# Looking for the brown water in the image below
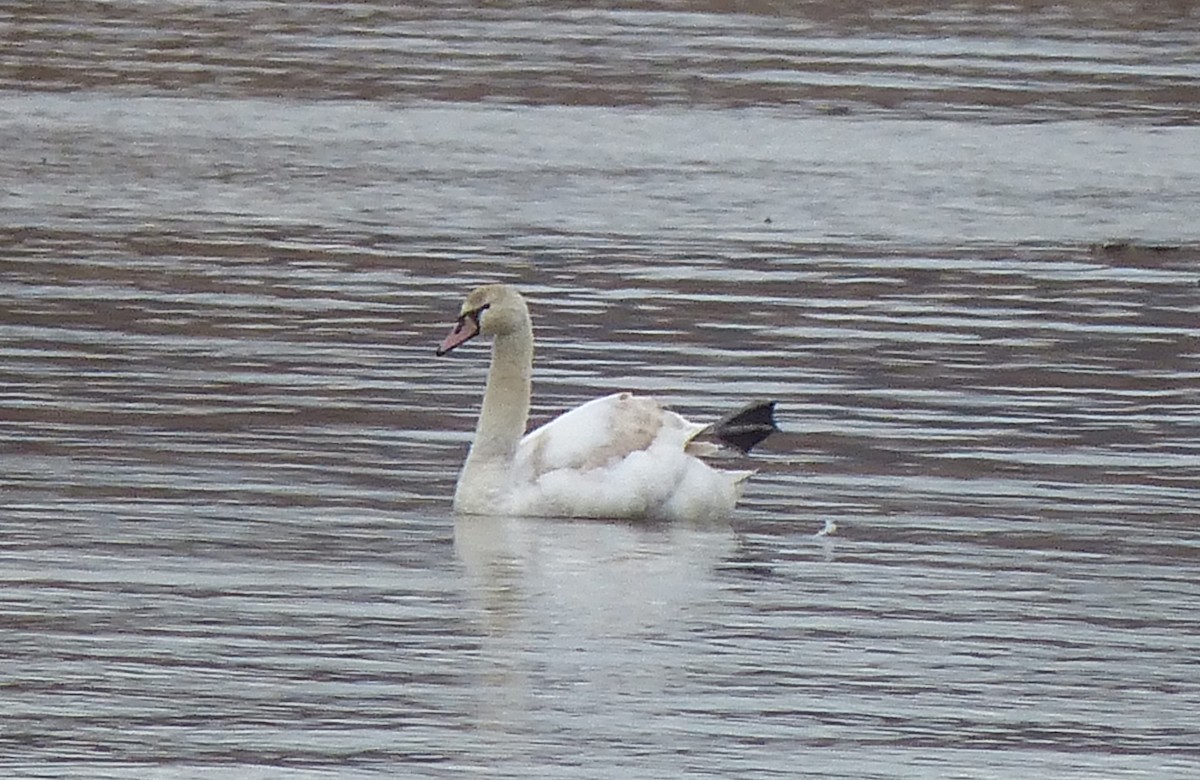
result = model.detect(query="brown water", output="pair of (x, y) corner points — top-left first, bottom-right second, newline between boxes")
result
(3, 2), (1200, 778)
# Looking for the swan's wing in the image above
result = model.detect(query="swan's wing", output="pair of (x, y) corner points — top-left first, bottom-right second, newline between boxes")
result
(515, 392), (702, 479)
(509, 392), (747, 521)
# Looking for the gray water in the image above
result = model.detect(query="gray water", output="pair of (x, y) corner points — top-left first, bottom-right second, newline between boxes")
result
(2, 2), (1199, 778)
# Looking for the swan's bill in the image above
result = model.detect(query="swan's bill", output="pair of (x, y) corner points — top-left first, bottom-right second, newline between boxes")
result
(437, 315), (481, 356)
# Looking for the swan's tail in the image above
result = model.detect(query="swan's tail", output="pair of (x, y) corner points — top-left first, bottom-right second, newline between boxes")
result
(707, 400), (778, 455)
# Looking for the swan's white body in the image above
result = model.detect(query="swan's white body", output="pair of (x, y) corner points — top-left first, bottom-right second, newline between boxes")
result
(463, 391), (752, 522)
(438, 284), (756, 523)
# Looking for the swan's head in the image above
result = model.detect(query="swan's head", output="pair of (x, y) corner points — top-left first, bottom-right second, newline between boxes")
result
(436, 284), (530, 356)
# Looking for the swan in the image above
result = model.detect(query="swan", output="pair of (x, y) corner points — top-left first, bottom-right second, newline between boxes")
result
(436, 284), (776, 522)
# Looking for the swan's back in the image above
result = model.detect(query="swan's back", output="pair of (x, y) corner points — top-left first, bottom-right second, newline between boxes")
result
(508, 392), (752, 522)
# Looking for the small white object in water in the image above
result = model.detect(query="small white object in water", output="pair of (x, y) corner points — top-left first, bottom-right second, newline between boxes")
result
(815, 519), (837, 537)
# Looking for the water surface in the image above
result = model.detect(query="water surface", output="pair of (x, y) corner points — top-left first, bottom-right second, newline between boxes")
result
(2, 1), (1199, 778)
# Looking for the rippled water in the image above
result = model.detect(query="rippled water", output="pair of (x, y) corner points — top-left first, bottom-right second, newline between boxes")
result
(2, 1), (1200, 778)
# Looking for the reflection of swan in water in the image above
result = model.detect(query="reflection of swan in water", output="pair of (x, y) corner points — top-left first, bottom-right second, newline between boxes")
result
(454, 513), (737, 638)
(454, 513), (739, 739)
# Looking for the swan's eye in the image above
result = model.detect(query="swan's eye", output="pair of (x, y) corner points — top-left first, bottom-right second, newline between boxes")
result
(466, 303), (490, 326)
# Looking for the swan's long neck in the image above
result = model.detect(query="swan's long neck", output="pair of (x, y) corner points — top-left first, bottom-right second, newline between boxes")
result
(473, 331), (532, 458)
(465, 323), (533, 467)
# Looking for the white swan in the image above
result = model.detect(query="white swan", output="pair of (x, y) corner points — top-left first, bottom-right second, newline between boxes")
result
(436, 284), (776, 522)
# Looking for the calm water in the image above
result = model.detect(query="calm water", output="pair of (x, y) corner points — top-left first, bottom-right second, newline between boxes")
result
(2, 1), (1199, 778)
